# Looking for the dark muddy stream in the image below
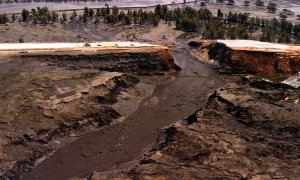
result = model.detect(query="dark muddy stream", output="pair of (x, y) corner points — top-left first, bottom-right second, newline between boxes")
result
(23, 48), (224, 179)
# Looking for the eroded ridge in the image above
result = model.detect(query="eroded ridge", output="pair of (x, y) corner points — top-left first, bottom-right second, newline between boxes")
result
(189, 40), (300, 75)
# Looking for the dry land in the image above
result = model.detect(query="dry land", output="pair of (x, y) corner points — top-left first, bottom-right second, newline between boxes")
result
(0, 2), (299, 180)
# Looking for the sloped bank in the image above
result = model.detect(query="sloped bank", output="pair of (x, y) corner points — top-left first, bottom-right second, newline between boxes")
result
(0, 71), (137, 180)
(189, 40), (300, 76)
(21, 50), (224, 180)
(0, 42), (180, 74)
(88, 40), (300, 179)
(92, 75), (300, 179)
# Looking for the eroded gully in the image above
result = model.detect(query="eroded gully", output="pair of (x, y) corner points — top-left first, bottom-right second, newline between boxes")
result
(23, 48), (224, 179)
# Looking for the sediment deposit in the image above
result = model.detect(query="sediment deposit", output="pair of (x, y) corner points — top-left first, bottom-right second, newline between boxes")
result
(92, 75), (300, 179)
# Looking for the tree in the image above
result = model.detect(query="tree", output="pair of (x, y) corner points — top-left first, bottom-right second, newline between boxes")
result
(29, 7), (52, 24)
(112, 6), (119, 17)
(19, 36), (24, 43)
(70, 10), (77, 21)
(96, 8), (101, 16)
(12, 14), (16, 21)
(89, 8), (94, 17)
(83, 7), (89, 17)
(153, 16), (159, 27)
(124, 14), (132, 25)
(0, 14), (8, 24)
(243, 0), (250, 6)
(255, 0), (264, 6)
(62, 13), (67, 22)
(228, 0), (235, 5)
(105, 4), (110, 15)
(21, 9), (30, 22)
(267, 2), (277, 13)
(154, 4), (162, 18)
(217, 9), (223, 19)
(51, 11), (58, 22)
(72, 10), (77, 18)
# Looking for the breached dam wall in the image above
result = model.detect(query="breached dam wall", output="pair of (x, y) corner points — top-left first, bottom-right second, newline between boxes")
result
(189, 40), (300, 76)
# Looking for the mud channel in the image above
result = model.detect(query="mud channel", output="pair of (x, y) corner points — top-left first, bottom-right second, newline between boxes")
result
(20, 47), (223, 179)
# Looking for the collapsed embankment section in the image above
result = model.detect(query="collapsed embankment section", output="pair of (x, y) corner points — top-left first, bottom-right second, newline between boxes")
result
(0, 42), (180, 74)
(0, 42), (179, 179)
(0, 69), (137, 179)
(189, 40), (300, 76)
(92, 76), (300, 179)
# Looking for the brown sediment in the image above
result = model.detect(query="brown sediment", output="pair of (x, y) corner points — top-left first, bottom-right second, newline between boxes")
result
(189, 40), (300, 76)
(91, 75), (300, 180)
(20, 50), (224, 180)
(229, 49), (300, 75)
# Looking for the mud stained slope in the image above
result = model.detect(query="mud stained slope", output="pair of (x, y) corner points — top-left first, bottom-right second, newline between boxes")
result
(23, 52), (224, 179)
(93, 76), (300, 180)
(0, 57), (142, 179)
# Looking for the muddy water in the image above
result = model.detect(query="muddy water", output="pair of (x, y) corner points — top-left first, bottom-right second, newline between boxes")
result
(23, 50), (224, 179)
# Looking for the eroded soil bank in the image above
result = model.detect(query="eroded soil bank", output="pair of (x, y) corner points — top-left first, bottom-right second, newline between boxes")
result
(86, 40), (300, 180)
(0, 42), (179, 179)
(22, 50), (224, 180)
(94, 74), (299, 179)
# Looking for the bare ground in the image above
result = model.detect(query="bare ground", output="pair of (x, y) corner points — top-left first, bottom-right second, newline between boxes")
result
(0, 16), (299, 180)
(91, 75), (300, 180)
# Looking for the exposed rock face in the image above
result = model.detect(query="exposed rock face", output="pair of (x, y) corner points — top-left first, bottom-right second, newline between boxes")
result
(1, 45), (180, 74)
(189, 40), (300, 76)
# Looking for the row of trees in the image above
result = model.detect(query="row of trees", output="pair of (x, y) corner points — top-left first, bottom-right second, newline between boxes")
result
(21, 7), (58, 24)
(0, 14), (8, 24)
(74, 6), (160, 26)
(154, 5), (300, 43)
(207, 0), (280, 10)
(0, 4), (299, 43)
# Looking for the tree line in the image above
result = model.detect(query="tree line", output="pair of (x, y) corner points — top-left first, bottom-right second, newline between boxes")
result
(0, 5), (300, 43)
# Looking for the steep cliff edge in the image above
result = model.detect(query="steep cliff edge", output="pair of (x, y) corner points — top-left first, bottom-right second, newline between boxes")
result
(189, 40), (300, 76)
(0, 43), (180, 74)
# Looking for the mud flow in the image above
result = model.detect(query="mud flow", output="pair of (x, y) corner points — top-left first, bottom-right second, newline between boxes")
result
(22, 50), (223, 179)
